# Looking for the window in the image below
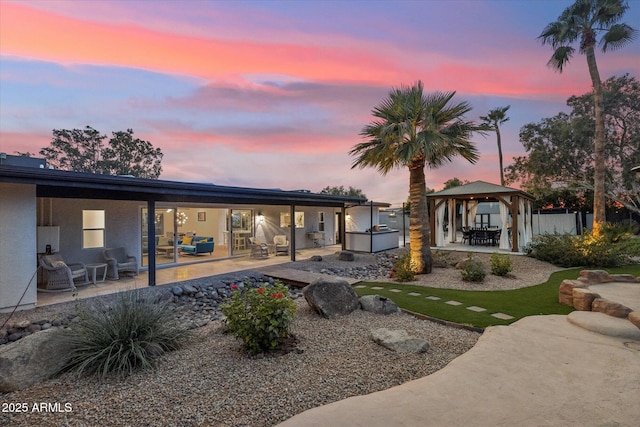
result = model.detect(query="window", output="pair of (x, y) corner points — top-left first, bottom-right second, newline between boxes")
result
(318, 211), (325, 232)
(231, 210), (252, 232)
(280, 211), (305, 228)
(82, 210), (105, 248)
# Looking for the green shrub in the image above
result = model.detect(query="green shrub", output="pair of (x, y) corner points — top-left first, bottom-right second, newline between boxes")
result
(490, 253), (513, 276)
(56, 291), (188, 379)
(460, 258), (486, 282)
(527, 229), (631, 268)
(221, 281), (297, 355)
(390, 252), (415, 282)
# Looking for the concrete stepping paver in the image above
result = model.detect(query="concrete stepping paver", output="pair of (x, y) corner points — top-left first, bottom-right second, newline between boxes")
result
(426, 296), (441, 301)
(389, 289), (402, 293)
(491, 312), (514, 320)
(466, 306), (487, 312)
(354, 285), (368, 288)
(445, 300), (463, 306)
(407, 292), (421, 296)
(371, 286), (384, 290)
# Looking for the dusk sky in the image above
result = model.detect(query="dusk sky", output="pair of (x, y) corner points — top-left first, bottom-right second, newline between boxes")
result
(1, 0), (638, 206)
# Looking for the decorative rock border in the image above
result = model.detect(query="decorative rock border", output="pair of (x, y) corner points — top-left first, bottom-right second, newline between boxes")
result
(559, 269), (640, 330)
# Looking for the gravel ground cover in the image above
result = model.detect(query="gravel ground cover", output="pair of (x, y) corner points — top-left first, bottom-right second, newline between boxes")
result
(1, 249), (561, 427)
(1, 301), (479, 427)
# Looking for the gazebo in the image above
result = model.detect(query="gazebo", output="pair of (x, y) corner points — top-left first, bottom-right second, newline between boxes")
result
(426, 181), (535, 252)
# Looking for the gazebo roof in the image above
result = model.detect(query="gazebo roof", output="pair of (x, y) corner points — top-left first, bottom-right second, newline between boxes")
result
(426, 180), (534, 201)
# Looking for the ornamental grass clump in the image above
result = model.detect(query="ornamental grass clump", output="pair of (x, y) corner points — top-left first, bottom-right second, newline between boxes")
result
(490, 252), (513, 276)
(55, 291), (188, 379)
(221, 281), (297, 355)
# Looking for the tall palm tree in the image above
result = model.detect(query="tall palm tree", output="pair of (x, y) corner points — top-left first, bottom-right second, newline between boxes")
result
(480, 106), (510, 186)
(350, 81), (481, 274)
(539, 0), (637, 234)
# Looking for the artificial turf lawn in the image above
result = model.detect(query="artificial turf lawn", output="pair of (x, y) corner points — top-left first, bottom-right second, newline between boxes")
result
(354, 264), (640, 329)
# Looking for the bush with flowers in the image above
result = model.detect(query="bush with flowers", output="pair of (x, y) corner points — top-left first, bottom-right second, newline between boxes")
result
(221, 281), (297, 355)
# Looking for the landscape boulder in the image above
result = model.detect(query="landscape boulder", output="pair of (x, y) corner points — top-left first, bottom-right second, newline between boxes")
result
(628, 312), (640, 329)
(592, 298), (633, 318)
(359, 295), (400, 315)
(0, 328), (66, 392)
(371, 328), (429, 353)
(303, 277), (360, 319)
(337, 251), (355, 262)
(572, 288), (600, 311)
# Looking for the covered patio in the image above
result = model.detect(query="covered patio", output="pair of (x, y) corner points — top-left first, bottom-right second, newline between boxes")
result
(427, 181), (535, 253)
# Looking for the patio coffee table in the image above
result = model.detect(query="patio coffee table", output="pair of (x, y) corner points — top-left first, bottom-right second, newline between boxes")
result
(156, 245), (175, 258)
(85, 263), (108, 285)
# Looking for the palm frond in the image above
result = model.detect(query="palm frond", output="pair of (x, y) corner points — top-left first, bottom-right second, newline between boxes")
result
(600, 23), (638, 51)
(547, 46), (575, 71)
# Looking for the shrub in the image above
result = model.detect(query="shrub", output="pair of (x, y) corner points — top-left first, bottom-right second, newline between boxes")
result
(527, 229), (631, 268)
(490, 253), (513, 276)
(56, 291), (188, 378)
(460, 258), (486, 282)
(221, 281), (297, 355)
(390, 252), (415, 282)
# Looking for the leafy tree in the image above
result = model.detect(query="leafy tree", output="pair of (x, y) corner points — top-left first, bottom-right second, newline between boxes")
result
(319, 185), (367, 199)
(350, 81), (482, 274)
(39, 126), (163, 178)
(443, 177), (470, 190)
(506, 74), (640, 215)
(102, 129), (163, 179)
(480, 106), (510, 186)
(40, 126), (106, 173)
(539, 0), (637, 233)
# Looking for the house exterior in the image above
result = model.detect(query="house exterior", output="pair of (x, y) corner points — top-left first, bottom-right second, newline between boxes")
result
(0, 161), (371, 312)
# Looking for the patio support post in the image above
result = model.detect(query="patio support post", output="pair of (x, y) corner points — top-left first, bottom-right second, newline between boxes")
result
(341, 206), (347, 250)
(290, 204), (296, 261)
(429, 198), (436, 246)
(370, 200), (373, 253)
(511, 195), (519, 252)
(147, 200), (156, 286)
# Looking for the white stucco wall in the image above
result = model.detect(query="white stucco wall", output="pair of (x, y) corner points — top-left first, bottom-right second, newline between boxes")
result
(346, 205), (380, 232)
(0, 183), (37, 312)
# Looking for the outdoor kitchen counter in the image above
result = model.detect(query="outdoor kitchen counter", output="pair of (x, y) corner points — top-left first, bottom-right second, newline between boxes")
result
(345, 230), (399, 253)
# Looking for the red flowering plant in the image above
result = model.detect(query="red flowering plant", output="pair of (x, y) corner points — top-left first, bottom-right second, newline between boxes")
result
(221, 281), (297, 355)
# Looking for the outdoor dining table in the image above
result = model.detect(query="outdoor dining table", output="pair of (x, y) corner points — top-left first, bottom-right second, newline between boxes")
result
(467, 228), (501, 246)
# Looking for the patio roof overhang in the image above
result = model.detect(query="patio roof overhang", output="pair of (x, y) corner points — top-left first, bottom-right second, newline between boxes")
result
(0, 165), (365, 207)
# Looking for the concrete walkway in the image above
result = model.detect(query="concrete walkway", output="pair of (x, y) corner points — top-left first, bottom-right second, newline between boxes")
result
(277, 314), (640, 427)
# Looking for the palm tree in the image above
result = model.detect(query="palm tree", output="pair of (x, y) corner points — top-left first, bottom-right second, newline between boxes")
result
(350, 81), (482, 274)
(480, 106), (510, 186)
(539, 0), (637, 234)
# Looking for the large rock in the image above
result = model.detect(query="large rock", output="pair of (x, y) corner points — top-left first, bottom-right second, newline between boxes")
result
(559, 279), (586, 306)
(0, 328), (66, 392)
(577, 270), (612, 284)
(337, 251), (355, 262)
(628, 311), (640, 329)
(592, 298), (633, 319)
(572, 288), (600, 311)
(303, 277), (360, 319)
(360, 295), (400, 315)
(371, 328), (429, 353)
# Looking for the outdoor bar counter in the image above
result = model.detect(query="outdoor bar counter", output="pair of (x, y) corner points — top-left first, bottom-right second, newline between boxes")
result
(345, 230), (399, 253)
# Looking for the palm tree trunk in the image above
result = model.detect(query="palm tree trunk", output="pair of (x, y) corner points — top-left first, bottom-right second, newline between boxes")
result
(496, 126), (505, 186)
(408, 160), (432, 274)
(585, 45), (606, 235)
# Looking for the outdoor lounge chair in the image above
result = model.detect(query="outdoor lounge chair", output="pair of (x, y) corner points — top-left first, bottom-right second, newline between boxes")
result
(248, 237), (269, 258)
(273, 235), (290, 256)
(103, 247), (139, 280)
(39, 254), (89, 291)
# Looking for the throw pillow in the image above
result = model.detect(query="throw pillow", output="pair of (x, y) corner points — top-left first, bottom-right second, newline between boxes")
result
(182, 236), (193, 245)
(199, 239), (208, 243)
(51, 260), (67, 268)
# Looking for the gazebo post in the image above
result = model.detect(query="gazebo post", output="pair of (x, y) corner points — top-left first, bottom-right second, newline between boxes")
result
(429, 198), (436, 246)
(511, 195), (519, 252)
